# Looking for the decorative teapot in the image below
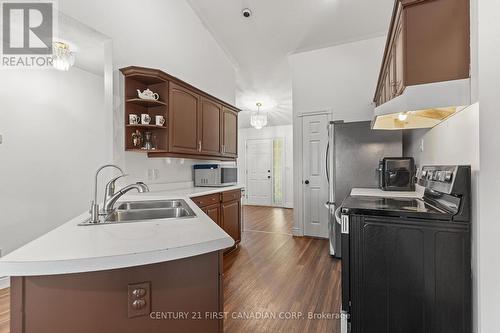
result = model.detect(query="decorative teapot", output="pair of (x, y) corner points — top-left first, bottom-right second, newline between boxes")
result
(137, 88), (159, 101)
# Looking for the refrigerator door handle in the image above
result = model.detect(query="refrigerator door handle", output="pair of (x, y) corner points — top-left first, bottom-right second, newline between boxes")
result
(335, 206), (342, 225)
(326, 141), (330, 183)
(326, 122), (335, 204)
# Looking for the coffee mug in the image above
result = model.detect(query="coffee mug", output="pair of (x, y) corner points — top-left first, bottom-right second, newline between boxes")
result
(141, 114), (151, 125)
(155, 115), (165, 126)
(129, 114), (139, 125)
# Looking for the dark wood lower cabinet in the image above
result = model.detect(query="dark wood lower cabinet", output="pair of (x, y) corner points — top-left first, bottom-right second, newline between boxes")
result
(10, 252), (223, 333)
(193, 189), (242, 253)
(221, 200), (241, 245)
(203, 203), (221, 227)
(349, 215), (471, 333)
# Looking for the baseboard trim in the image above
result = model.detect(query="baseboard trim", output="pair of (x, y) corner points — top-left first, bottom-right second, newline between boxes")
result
(0, 276), (9, 289)
(291, 227), (303, 237)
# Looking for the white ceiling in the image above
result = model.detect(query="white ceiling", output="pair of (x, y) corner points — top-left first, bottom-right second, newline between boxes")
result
(187, 0), (394, 128)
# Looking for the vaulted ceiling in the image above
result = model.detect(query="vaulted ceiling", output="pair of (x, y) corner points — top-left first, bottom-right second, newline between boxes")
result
(187, 0), (394, 127)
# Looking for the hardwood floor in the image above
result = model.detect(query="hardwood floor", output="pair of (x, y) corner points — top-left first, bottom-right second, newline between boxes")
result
(0, 288), (8, 333)
(243, 205), (294, 235)
(224, 206), (341, 333)
(0, 206), (341, 333)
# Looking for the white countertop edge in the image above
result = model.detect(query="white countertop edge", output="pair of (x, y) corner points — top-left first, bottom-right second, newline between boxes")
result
(2, 236), (234, 277)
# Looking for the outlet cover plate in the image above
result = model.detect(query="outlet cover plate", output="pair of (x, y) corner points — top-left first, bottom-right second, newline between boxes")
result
(128, 281), (151, 318)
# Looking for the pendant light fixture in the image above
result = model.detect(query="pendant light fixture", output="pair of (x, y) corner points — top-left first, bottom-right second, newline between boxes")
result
(250, 102), (267, 130)
(52, 41), (75, 71)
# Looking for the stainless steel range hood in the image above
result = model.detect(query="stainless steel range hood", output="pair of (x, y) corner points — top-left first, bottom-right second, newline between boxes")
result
(372, 79), (471, 130)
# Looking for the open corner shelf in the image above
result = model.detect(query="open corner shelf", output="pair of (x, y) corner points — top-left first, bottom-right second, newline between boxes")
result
(126, 149), (169, 153)
(126, 98), (167, 107)
(126, 124), (167, 130)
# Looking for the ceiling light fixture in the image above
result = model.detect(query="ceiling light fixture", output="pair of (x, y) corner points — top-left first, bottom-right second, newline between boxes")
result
(250, 102), (267, 130)
(398, 112), (408, 121)
(52, 41), (75, 71)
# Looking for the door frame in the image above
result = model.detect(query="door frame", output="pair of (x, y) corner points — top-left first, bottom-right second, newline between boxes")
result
(292, 110), (334, 237)
(244, 137), (286, 208)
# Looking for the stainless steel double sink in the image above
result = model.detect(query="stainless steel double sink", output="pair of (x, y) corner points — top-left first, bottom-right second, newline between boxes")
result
(79, 199), (197, 225)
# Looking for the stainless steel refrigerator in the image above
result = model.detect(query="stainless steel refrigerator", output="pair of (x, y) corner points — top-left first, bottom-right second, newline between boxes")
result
(326, 121), (402, 258)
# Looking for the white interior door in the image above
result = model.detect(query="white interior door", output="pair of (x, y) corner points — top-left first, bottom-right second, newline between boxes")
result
(302, 114), (329, 238)
(246, 139), (273, 205)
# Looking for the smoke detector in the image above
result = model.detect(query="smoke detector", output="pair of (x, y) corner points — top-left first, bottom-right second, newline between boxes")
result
(242, 8), (252, 18)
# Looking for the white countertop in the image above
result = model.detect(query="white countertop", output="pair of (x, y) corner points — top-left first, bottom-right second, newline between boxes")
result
(0, 185), (244, 277)
(350, 186), (423, 198)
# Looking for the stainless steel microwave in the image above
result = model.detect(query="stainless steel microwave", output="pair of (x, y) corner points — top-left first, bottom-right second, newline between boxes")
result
(194, 164), (237, 187)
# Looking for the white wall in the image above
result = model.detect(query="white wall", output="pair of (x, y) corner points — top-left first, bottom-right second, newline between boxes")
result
(238, 125), (293, 208)
(476, 0), (500, 331)
(289, 36), (386, 121)
(403, 104), (479, 170)
(60, 0), (237, 185)
(0, 68), (109, 255)
(289, 36), (385, 236)
(0, 0), (236, 257)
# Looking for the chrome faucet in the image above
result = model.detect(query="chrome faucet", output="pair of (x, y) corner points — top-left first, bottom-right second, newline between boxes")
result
(89, 165), (150, 224)
(103, 182), (149, 213)
(89, 164), (124, 223)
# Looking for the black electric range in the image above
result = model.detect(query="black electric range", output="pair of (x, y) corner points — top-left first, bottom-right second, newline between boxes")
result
(339, 165), (471, 333)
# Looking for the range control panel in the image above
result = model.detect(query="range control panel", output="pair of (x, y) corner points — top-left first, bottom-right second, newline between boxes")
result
(417, 165), (459, 194)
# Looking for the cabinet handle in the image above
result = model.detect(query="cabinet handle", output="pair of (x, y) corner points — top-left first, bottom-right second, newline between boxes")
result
(198, 141), (202, 152)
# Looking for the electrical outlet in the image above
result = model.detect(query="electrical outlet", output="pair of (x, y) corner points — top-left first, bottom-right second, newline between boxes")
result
(128, 282), (151, 318)
(419, 139), (424, 152)
(147, 169), (154, 181)
(153, 169), (160, 180)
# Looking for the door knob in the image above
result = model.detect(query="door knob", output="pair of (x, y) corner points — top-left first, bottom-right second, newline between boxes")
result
(304, 180), (310, 185)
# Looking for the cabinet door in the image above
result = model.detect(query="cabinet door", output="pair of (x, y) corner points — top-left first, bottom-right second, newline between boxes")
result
(169, 82), (201, 154)
(204, 203), (221, 226)
(221, 107), (238, 158)
(221, 200), (241, 244)
(200, 98), (222, 156)
(383, 67), (392, 102)
(394, 14), (405, 96)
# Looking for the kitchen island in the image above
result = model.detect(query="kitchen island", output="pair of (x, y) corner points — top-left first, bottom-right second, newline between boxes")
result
(0, 185), (244, 333)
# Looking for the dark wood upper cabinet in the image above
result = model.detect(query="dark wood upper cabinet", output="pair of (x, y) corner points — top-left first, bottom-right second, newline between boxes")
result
(200, 98), (222, 156)
(169, 82), (201, 154)
(374, 0), (470, 106)
(221, 107), (238, 158)
(120, 66), (239, 160)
